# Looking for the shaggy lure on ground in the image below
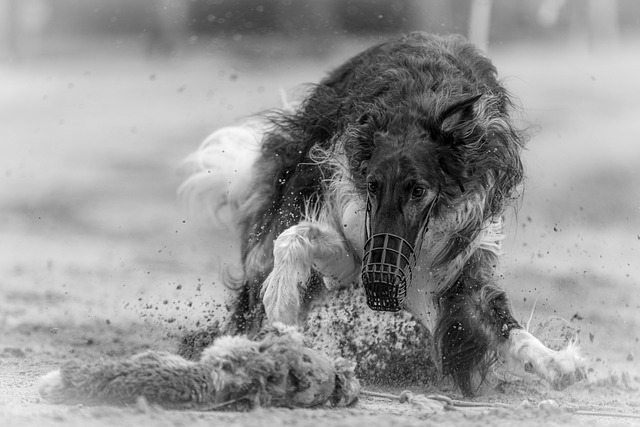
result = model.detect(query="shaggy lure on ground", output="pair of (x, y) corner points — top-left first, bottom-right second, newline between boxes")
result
(38, 324), (360, 410)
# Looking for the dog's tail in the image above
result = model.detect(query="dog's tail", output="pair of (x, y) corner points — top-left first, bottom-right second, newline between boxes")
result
(178, 123), (263, 232)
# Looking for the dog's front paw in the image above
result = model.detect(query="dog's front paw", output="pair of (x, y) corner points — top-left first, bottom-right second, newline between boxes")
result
(501, 329), (587, 390)
(524, 342), (587, 390)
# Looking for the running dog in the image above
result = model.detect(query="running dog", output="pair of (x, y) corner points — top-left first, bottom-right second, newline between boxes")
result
(180, 32), (586, 395)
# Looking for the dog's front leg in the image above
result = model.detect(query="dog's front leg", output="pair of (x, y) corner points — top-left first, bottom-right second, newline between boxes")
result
(261, 221), (359, 326)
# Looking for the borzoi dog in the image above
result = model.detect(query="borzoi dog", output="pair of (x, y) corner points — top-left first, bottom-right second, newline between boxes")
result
(181, 32), (586, 395)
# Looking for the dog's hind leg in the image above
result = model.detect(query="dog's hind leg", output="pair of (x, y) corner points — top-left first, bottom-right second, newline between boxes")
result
(261, 221), (360, 326)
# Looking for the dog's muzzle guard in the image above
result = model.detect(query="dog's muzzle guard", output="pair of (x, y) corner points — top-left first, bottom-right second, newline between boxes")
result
(361, 198), (432, 312)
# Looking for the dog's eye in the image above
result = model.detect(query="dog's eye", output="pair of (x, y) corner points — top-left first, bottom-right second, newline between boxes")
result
(367, 182), (377, 194)
(411, 186), (426, 199)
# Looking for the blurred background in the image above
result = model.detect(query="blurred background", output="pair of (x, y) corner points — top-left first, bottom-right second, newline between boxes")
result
(0, 0), (639, 377)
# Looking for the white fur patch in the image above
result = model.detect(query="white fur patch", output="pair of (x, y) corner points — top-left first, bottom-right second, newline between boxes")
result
(178, 123), (263, 231)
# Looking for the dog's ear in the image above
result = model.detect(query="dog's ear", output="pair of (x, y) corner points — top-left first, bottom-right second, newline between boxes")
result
(438, 93), (482, 135)
(434, 94), (482, 194)
(344, 113), (376, 179)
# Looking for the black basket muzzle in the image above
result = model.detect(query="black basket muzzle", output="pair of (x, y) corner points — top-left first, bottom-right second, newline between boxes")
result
(360, 196), (433, 312)
(361, 233), (416, 311)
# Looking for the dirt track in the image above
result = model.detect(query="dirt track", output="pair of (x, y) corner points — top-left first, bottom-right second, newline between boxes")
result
(1, 37), (639, 426)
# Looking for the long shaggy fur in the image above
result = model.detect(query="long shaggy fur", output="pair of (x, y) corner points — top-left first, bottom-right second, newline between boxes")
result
(39, 324), (360, 409)
(181, 32), (586, 395)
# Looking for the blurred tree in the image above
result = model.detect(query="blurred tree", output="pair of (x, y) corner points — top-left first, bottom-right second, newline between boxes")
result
(1, 0), (635, 59)
(332, 0), (420, 34)
(537, 0), (620, 52)
(145, 0), (189, 56)
(468, 0), (492, 51)
(188, 0), (418, 36)
(0, 0), (19, 58)
(0, 0), (51, 59)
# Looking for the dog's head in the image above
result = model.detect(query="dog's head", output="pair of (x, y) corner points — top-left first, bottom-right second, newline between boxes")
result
(351, 91), (524, 311)
(297, 34), (525, 311)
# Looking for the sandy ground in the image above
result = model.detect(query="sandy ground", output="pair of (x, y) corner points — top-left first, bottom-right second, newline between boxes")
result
(1, 35), (640, 426)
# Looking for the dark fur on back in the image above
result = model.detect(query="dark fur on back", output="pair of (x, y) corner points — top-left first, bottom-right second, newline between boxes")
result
(230, 33), (526, 395)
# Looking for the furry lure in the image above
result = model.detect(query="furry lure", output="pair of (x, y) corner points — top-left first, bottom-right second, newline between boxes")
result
(38, 324), (360, 410)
